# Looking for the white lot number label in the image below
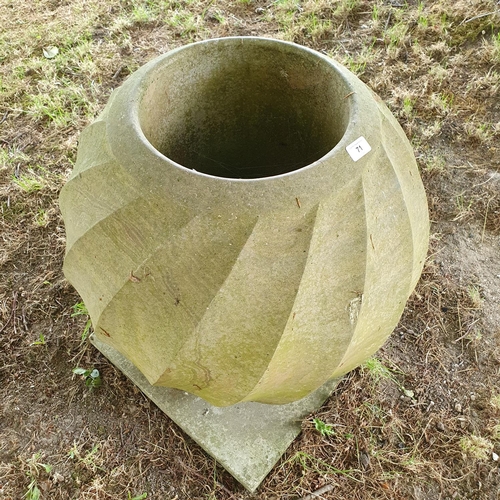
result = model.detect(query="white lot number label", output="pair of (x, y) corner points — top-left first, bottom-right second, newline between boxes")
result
(346, 136), (371, 161)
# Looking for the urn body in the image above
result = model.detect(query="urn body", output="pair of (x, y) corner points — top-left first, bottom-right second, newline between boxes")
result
(60, 37), (429, 406)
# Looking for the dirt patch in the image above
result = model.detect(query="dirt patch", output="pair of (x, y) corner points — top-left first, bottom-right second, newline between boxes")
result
(1, 0), (500, 498)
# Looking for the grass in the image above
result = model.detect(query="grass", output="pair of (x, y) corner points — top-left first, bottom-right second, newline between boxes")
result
(22, 453), (52, 500)
(361, 357), (394, 383)
(0, 146), (30, 167)
(454, 193), (473, 221)
(493, 32), (500, 62)
(312, 418), (335, 437)
(71, 302), (92, 342)
(491, 424), (500, 440)
(338, 43), (376, 76)
(34, 208), (50, 227)
(423, 154), (446, 173)
(1, 0), (500, 498)
(30, 333), (47, 346)
(68, 442), (104, 472)
(459, 435), (494, 461)
(12, 172), (45, 193)
(286, 451), (358, 482)
(467, 285), (482, 309)
(490, 394), (500, 411)
(167, 10), (199, 36)
(128, 493), (148, 500)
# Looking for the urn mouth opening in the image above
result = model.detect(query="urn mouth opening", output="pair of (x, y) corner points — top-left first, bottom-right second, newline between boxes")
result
(139, 38), (351, 179)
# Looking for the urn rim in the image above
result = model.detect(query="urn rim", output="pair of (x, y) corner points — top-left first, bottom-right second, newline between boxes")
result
(110, 37), (373, 183)
(104, 37), (384, 213)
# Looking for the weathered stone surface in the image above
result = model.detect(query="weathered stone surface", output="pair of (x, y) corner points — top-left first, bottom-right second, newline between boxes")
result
(91, 334), (340, 492)
(60, 37), (429, 407)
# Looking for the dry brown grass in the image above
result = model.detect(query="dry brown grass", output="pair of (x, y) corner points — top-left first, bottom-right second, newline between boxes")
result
(1, 0), (500, 498)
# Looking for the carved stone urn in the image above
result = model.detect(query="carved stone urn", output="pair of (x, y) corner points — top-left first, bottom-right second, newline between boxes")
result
(60, 37), (429, 407)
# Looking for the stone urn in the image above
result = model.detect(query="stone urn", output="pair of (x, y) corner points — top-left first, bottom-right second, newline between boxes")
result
(60, 37), (429, 407)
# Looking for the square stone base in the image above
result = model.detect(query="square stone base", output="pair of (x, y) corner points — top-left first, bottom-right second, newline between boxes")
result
(91, 335), (340, 492)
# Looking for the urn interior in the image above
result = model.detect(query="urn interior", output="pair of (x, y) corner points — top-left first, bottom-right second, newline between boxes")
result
(139, 40), (351, 179)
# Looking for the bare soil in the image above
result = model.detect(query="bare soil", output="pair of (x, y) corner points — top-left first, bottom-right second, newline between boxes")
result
(1, 1), (499, 499)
